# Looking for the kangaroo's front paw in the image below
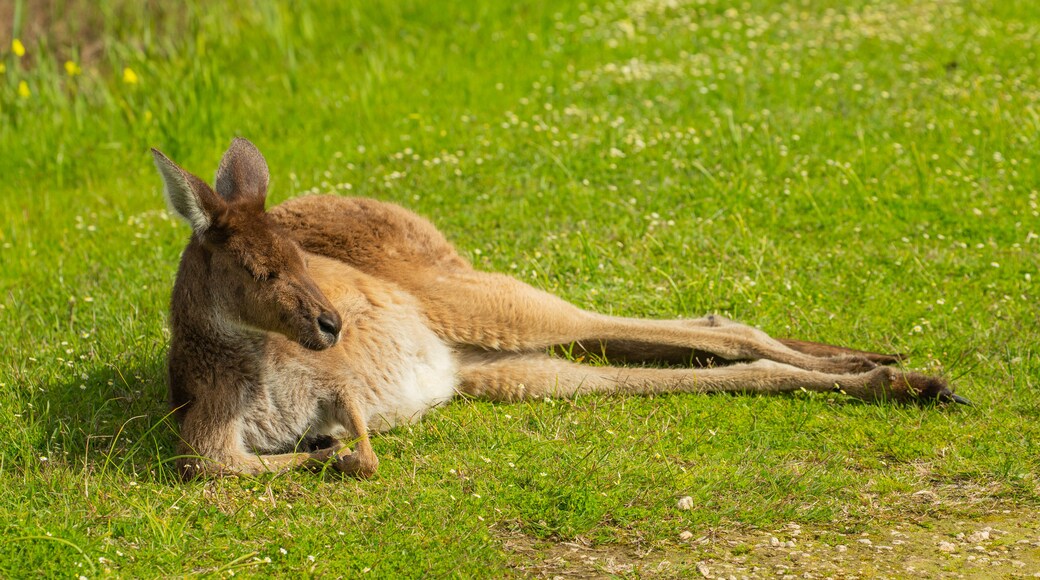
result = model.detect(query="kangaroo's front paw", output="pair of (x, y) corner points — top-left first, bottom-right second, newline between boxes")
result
(333, 448), (379, 479)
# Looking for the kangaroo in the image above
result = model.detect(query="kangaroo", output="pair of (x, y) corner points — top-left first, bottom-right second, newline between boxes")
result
(153, 138), (966, 479)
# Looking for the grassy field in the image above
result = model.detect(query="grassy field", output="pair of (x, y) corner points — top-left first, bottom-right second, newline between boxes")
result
(1, 0), (1039, 576)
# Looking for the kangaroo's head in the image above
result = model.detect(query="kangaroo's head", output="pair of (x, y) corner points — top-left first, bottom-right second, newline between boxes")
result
(152, 138), (342, 350)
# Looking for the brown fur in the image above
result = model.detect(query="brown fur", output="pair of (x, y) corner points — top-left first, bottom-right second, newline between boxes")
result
(154, 138), (959, 480)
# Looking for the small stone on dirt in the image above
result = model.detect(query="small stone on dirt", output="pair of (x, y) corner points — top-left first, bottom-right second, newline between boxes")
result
(967, 530), (990, 543)
(677, 496), (694, 510)
(938, 541), (957, 553)
(680, 531), (694, 541)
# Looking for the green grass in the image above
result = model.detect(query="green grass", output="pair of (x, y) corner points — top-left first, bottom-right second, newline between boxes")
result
(2, 0), (1039, 576)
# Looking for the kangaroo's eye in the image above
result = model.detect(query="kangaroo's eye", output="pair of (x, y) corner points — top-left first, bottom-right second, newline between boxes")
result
(243, 264), (276, 281)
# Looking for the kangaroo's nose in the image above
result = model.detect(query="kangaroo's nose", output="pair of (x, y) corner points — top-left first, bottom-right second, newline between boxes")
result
(317, 312), (342, 342)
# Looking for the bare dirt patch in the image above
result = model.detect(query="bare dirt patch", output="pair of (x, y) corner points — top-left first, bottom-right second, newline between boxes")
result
(503, 510), (1040, 578)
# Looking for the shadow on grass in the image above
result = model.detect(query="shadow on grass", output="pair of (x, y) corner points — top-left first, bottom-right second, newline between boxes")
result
(32, 353), (180, 481)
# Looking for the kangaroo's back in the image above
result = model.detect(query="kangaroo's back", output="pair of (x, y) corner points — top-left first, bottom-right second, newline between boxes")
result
(269, 196), (470, 279)
(269, 194), (589, 349)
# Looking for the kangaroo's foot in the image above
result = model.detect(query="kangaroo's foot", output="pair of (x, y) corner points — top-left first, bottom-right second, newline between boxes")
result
(859, 367), (968, 405)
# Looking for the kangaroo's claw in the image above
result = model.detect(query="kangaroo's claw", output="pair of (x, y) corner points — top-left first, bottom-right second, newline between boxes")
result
(929, 381), (972, 406)
(945, 393), (974, 406)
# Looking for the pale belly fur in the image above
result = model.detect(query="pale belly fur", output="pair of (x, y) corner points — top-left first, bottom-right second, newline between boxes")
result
(356, 321), (458, 432)
(239, 307), (458, 454)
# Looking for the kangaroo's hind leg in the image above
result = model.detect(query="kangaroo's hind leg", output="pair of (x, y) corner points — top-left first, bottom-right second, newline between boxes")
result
(456, 351), (953, 404)
(776, 338), (903, 365)
(679, 315), (904, 364)
(415, 270), (881, 374)
(561, 336), (904, 367)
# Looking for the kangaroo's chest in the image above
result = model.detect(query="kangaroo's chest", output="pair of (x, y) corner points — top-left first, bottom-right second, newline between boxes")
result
(238, 286), (458, 454)
(238, 358), (331, 454)
(343, 308), (458, 432)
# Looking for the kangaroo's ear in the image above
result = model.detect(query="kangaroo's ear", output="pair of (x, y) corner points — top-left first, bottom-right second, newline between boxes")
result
(214, 137), (269, 207)
(152, 148), (225, 233)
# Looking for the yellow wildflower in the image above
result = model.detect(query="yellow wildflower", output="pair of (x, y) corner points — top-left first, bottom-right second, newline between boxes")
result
(12, 38), (26, 57)
(0, 63), (5, 74)
(18, 81), (30, 98)
(65, 60), (82, 76)
(122, 67), (138, 84)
